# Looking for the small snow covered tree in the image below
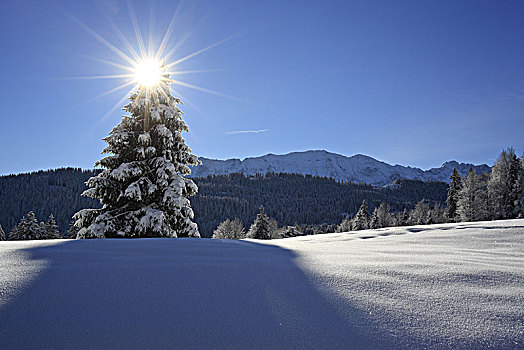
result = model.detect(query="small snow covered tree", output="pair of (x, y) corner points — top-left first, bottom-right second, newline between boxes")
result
(410, 199), (430, 225)
(475, 174), (490, 221)
(45, 214), (61, 239)
(0, 224), (5, 241)
(395, 208), (410, 227)
(429, 203), (446, 224)
(446, 168), (462, 222)
(488, 148), (518, 220)
(73, 64), (200, 238)
(376, 202), (393, 228)
(212, 218), (245, 239)
(8, 223), (20, 240)
(508, 151), (521, 217)
(515, 154), (524, 218)
(336, 214), (353, 232)
(247, 205), (271, 239)
(9, 211), (43, 240)
(353, 200), (370, 230)
(268, 218), (282, 239)
(369, 208), (380, 229)
(39, 221), (47, 238)
(457, 166), (481, 222)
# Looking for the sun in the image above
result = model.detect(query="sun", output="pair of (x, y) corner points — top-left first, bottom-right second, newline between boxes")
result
(60, 4), (236, 122)
(134, 58), (163, 89)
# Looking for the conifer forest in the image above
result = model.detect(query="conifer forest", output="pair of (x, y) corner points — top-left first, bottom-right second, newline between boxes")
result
(1, 147), (522, 239)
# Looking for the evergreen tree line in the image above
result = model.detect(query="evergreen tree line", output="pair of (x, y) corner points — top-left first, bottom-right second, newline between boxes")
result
(212, 206), (298, 240)
(0, 168), (447, 239)
(335, 198), (446, 232)
(0, 168), (101, 239)
(4, 147), (519, 240)
(192, 173), (447, 237)
(333, 148), (524, 233)
(447, 148), (524, 222)
(5, 211), (61, 240)
(212, 197), (446, 240)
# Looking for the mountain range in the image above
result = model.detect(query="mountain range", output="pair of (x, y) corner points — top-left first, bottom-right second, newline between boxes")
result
(190, 150), (491, 186)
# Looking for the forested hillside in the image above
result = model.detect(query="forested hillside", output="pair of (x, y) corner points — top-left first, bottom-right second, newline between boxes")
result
(0, 168), (100, 236)
(192, 173), (447, 236)
(0, 168), (448, 237)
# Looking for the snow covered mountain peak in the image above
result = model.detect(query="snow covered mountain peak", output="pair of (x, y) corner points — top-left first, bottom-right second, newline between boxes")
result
(442, 160), (460, 168)
(189, 150), (490, 186)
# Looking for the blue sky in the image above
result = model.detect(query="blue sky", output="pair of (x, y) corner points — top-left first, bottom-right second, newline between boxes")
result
(1, 0), (523, 175)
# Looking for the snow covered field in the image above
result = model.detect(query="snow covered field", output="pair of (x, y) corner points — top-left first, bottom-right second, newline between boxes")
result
(1, 220), (523, 349)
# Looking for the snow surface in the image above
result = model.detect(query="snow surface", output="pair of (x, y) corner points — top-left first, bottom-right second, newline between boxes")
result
(1, 220), (523, 349)
(189, 150), (491, 186)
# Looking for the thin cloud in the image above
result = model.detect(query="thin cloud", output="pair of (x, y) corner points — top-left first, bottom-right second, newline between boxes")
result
(225, 129), (270, 135)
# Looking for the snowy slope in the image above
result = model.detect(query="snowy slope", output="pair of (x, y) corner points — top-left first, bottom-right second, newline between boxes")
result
(190, 150), (490, 186)
(1, 220), (523, 349)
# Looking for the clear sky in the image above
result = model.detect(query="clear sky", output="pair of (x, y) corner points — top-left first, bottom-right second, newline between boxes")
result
(1, 0), (523, 175)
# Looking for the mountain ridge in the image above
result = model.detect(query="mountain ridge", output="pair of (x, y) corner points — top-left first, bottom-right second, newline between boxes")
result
(189, 150), (491, 186)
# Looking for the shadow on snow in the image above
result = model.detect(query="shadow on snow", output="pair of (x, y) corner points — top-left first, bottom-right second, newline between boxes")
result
(0, 238), (389, 349)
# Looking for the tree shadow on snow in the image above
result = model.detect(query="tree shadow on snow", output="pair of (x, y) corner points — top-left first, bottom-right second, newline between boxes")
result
(0, 239), (395, 349)
(480, 225), (524, 230)
(405, 228), (428, 233)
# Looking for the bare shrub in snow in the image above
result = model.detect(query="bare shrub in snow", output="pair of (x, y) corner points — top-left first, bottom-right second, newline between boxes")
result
(212, 218), (245, 239)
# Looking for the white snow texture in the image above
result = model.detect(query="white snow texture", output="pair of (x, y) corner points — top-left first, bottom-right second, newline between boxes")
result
(0, 219), (523, 349)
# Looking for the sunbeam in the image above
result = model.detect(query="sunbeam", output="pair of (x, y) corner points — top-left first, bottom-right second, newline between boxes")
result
(155, 2), (183, 61)
(80, 54), (136, 72)
(128, 2), (147, 58)
(171, 79), (240, 101)
(166, 36), (235, 69)
(61, 1), (236, 124)
(162, 31), (193, 61)
(169, 69), (220, 75)
(59, 7), (137, 68)
(86, 81), (136, 103)
(148, 4), (156, 57)
(56, 74), (135, 81)
(101, 11), (141, 63)
(171, 86), (202, 113)
(96, 90), (135, 125)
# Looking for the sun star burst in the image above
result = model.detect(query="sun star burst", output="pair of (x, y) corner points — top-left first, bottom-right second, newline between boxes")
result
(134, 58), (164, 89)
(59, 3), (237, 123)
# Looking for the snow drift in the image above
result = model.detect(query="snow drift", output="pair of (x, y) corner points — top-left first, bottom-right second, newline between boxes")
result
(1, 220), (523, 349)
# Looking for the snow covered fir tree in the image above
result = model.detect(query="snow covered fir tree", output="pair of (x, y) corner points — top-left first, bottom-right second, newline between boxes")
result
(488, 148), (520, 220)
(9, 211), (43, 240)
(247, 206), (272, 239)
(336, 213), (353, 233)
(7, 211), (62, 240)
(45, 214), (61, 239)
(446, 168), (463, 221)
(369, 202), (393, 229)
(353, 200), (370, 230)
(73, 63), (200, 238)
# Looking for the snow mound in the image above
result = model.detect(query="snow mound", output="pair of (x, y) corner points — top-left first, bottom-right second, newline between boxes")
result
(1, 220), (523, 349)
